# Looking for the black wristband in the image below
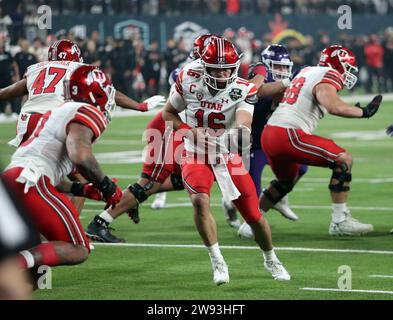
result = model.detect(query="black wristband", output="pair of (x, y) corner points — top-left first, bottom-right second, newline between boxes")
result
(98, 176), (115, 197)
(70, 182), (84, 196)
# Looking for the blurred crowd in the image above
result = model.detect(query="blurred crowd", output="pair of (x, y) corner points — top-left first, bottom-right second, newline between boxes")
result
(3, 0), (393, 16)
(1, 1), (393, 118)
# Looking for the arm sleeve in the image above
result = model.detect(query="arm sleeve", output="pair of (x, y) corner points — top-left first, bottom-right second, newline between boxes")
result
(169, 84), (187, 112)
(318, 69), (344, 91)
(69, 105), (108, 142)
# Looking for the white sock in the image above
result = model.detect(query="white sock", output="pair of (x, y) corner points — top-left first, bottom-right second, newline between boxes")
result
(20, 250), (35, 268)
(263, 249), (277, 262)
(99, 211), (114, 224)
(332, 203), (348, 223)
(207, 243), (223, 261)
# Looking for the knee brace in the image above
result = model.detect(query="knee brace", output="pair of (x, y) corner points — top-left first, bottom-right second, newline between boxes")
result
(128, 183), (148, 204)
(328, 162), (352, 193)
(170, 174), (184, 190)
(262, 180), (294, 205)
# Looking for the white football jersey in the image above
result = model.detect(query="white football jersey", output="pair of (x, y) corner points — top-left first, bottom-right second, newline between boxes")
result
(21, 60), (85, 114)
(7, 102), (108, 187)
(170, 59), (257, 154)
(268, 66), (344, 133)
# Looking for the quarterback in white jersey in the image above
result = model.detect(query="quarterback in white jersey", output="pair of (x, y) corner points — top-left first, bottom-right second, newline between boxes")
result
(1, 65), (122, 272)
(260, 45), (383, 236)
(163, 37), (290, 285)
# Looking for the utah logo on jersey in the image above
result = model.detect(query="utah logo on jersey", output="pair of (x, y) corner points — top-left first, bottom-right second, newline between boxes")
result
(196, 92), (204, 101)
(229, 88), (242, 101)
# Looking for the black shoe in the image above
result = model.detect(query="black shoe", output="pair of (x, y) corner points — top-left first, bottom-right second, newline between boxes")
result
(127, 206), (140, 224)
(86, 216), (125, 243)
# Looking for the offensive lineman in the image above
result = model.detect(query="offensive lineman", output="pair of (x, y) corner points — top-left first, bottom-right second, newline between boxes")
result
(259, 45), (382, 236)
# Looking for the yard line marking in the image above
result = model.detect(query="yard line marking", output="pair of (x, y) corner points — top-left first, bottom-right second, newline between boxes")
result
(369, 275), (393, 279)
(300, 287), (393, 295)
(83, 201), (393, 212)
(104, 174), (393, 184)
(92, 242), (393, 255)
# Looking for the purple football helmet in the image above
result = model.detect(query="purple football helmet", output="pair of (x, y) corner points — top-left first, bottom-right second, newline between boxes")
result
(261, 44), (293, 81)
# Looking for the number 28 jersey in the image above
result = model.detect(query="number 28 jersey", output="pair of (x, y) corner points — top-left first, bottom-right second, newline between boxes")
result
(21, 60), (85, 114)
(169, 59), (257, 153)
(268, 66), (344, 134)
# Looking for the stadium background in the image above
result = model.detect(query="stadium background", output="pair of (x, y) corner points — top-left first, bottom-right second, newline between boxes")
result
(1, 0), (393, 300)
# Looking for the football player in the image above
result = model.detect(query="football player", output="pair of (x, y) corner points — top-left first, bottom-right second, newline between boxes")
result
(1, 65), (122, 273)
(233, 45), (309, 238)
(0, 39), (164, 213)
(162, 37), (290, 284)
(86, 34), (216, 241)
(259, 45), (382, 236)
(150, 34), (217, 210)
(0, 39), (165, 149)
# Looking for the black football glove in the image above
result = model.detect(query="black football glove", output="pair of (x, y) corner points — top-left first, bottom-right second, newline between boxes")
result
(355, 94), (383, 118)
(386, 124), (393, 137)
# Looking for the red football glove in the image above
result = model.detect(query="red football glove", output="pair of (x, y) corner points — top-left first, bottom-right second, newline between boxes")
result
(70, 182), (103, 201)
(98, 176), (123, 209)
(138, 102), (148, 112)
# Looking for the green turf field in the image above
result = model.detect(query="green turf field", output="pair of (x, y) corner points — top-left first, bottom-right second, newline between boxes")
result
(1, 100), (393, 300)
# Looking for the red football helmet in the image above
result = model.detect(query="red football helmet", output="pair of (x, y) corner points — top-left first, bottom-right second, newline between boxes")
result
(48, 39), (83, 63)
(200, 37), (241, 91)
(319, 45), (358, 90)
(64, 65), (116, 118)
(192, 33), (218, 60)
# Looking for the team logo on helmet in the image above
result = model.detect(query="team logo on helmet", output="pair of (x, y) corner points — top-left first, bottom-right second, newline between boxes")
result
(229, 88), (242, 101)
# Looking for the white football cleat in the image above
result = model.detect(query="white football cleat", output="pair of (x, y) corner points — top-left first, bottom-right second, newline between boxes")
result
(150, 192), (167, 209)
(390, 228), (393, 234)
(237, 222), (254, 239)
(211, 259), (230, 286)
(272, 195), (299, 221)
(222, 198), (241, 229)
(329, 212), (373, 236)
(264, 259), (291, 281)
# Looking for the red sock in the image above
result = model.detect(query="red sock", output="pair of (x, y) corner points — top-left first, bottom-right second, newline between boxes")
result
(36, 243), (60, 267)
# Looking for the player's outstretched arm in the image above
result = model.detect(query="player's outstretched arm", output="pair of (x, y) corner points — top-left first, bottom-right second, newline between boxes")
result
(115, 91), (166, 112)
(0, 79), (28, 101)
(66, 123), (122, 209)
(253, 79), (289, 98)
(314, 83), (382, 118)
(161, 100), (184, 130)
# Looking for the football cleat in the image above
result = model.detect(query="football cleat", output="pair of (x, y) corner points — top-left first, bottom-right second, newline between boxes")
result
(390, 228), (393, 234)
(329, 212), (373, 236)
(222, 198), (241, 229)
(264, 259), (291, 281)
(86, 216), (125, 243)
(211, 259), (230, 286)
(272, 195), (299, 221)
(237, 222), (254, 239)
(150, 192), (167, 209)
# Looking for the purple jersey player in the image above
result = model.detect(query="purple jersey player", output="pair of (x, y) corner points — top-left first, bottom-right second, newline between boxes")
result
(222, 45), (309, 237)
